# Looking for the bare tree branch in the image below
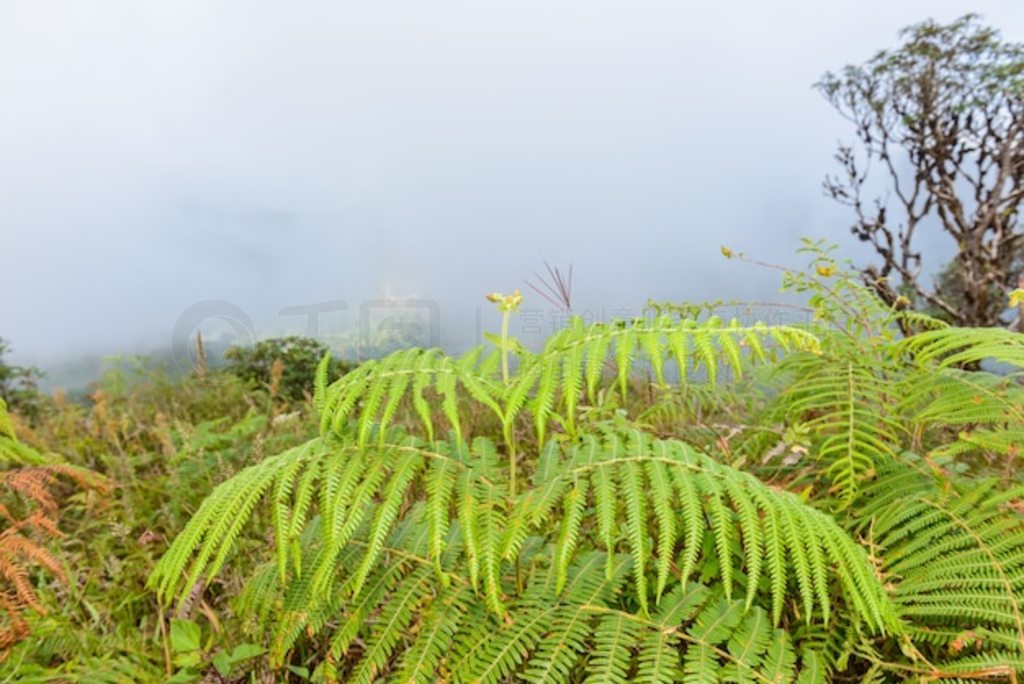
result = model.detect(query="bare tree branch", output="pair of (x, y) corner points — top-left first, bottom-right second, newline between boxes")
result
(817, 14), (1024, 328)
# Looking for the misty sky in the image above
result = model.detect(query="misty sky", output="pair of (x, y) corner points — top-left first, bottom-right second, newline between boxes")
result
(3, 2), (1024, 370)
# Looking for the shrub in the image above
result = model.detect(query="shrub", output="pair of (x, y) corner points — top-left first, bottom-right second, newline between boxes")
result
(225, 337), (352, 403)
(0, 339), (45, 422)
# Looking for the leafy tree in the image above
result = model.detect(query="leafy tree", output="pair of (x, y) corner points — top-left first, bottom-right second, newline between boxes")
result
(818, 14), (1024, 327)
(224, 337), (352, 403)
(0, 339), (44, 421)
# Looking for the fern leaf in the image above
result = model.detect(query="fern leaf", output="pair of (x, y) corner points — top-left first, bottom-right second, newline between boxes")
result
(620, 459), (650, 615)
(348, 450), (425, 596)
(584, 613), (642, 684)
(425, 453), (459, 579)
(722, 607), (772, 682)
(555, 479), (589, 594)
(701, 471), (735, 601)
(638, 628), (681, 684)
(392, 585), (471, 683)
(646, 459), (678, 603)
(313, 351), (331, 416)
(760, 629), (796, 683)
(349, 569), (433, 684)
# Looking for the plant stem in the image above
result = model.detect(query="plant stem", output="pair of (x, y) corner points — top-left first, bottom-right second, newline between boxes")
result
(500, 310), (510, 383)
(499, 309), (517, 497)
(158, 606), (172, 676)
(504, 421), (517, 498)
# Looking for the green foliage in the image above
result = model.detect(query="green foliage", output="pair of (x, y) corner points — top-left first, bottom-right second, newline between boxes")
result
(854, 461), (1024, 678)
(317, 315), (819, 448)
(151, 429), (894, 650)
(150, 258), (912, 683)
(167, 617), (266, 683)
(225, 336), (353, 403)
(0, 364), (315, 682)
(10, 242), (1024, 682)
(0, 338), (45, 422)
(0, 398), (103, 660)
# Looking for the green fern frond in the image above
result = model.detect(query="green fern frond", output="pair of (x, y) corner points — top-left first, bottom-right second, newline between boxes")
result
(513, 314), (821, 440)
(682, 596), (745, 681)
(392, 584), (471, 682)
(900, 365), (1024, 467)
(536, 431), (896, 632)
(775, 354), (904, 502)
(153, 425), (896, 681)
(318, 347), (503, 444)
(584, 612), (643, 684)
(901, 326), (1024, 369)
(905, 368), (1024, 428)
(722, 606), (773, 682)
(856, 462), (1024, 676)
(313, 351), (331, 414)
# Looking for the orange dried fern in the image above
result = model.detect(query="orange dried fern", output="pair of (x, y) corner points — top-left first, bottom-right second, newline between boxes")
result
(0, 399), (103, 658)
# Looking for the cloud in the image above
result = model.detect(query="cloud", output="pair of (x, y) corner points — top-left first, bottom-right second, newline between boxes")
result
(2, 1), (1022, 368)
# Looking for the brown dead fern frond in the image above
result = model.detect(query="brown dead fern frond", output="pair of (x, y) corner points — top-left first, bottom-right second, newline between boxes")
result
(0, 398), (103, 659)
(0, 589), (28, 656)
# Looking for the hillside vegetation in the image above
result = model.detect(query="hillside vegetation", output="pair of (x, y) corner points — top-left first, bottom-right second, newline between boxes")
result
(3, 242), (1024, 682)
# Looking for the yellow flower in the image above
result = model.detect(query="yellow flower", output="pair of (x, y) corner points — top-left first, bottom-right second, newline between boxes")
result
(720, 246), (733, 259)
(816, 265), (835, 277)
(1010, 288), (1024, 308)
(486, 290), (524, 313)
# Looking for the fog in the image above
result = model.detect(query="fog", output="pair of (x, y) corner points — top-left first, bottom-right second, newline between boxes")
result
(3, 1), (1023, 380)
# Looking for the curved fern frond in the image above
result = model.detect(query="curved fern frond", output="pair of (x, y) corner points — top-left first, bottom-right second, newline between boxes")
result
(900, 367), (1024, 467)
(318, 347), (503, 444)
(901, 326), (1024, 369)
(314, 315), (819, 452)
(537, 431), (896, 632)
(905, 368), (1024, 428)
(512, 314), (820, 442)
(446, 554), (829, 684)
(856, 462), (1024, 677)
(154, 427), (894, 631)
